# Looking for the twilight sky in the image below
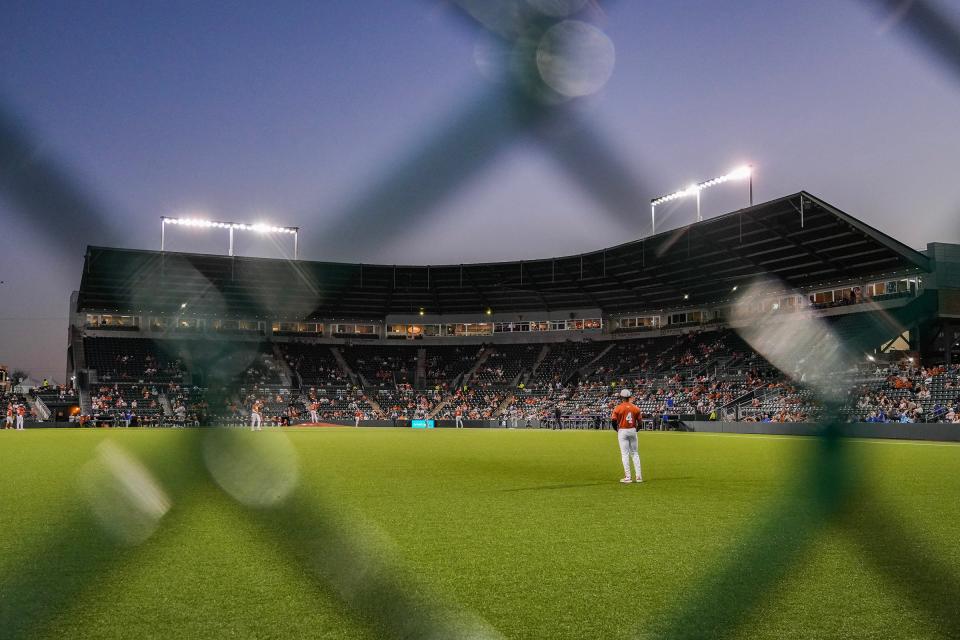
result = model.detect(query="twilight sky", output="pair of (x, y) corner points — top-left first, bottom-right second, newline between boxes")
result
(2, 0), (960, 382)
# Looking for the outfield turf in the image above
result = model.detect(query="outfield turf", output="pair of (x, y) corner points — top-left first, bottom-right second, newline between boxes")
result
(1, 428), (959, 639)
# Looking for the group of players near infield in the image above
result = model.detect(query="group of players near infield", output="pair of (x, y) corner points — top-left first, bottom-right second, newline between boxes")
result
(5, 402), (28, 430)
(246, 387), (644, 483)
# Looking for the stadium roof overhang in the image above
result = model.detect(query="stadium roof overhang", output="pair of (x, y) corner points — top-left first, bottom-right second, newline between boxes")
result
(77, 192), (931, 319)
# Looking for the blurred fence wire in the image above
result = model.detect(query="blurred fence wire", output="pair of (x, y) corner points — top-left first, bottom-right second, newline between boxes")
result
(646, 286), (960, 638)
(2, 0), (960, 638)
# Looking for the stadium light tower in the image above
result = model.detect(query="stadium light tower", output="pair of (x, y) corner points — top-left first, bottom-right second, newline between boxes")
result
(160, 216), (300, 259)
(650, 164), (753, 234)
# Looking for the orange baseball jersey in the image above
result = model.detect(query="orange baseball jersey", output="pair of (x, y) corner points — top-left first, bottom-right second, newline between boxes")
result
(611, 402), (641, 429)
(252, 401), (263, 414)
(17, 405), (26, 416)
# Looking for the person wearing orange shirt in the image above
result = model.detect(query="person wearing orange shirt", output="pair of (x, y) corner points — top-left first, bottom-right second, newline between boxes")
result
(15, 404), (27, 430)
(250, 400), (263, 431)
(5, 404), (13, 429)
(354, 409), (362, 427)
(611, 389), (643, 483)
(309, 401), (319, 424)
(455, 406), (464, 429)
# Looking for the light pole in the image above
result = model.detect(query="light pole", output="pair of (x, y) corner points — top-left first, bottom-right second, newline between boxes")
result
(160, 216), (300, 259)
(650, 164), (753, 235)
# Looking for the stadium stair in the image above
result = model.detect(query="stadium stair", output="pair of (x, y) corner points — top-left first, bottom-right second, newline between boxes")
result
(427, 399), (449, 419)
(159, 393), (173, 417)
(330, 346), (360, 386)
(517, 344), (551, 387)
(459, 347), (492, 387)
(531, 344), (551, 376)
(77, 386), (91, 416)
(576, 343), (615, 380)
(415, 348), (426, 389)
(29, 395), (50, 421)
(271, 344), (295, 388)
(365, 395), (384, 418)
(496, 393), (516, 416)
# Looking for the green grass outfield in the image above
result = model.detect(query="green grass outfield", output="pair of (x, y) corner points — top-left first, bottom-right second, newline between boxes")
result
(1, 427), (959, 639)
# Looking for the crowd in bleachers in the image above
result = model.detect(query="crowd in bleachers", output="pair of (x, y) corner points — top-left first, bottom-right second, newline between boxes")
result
(71, 330), (960, 428)
(376, 384), (442, 421)
(341, 344), (418, 388)
(279, 343), (349, 386)
(844, 363), (960, 423)
(87, 382), (165, 425)
(84, 337), (184, 382)
(424, 345), (481, 389)
(471, 344), (540, 387)
(441, 386), (510, 420)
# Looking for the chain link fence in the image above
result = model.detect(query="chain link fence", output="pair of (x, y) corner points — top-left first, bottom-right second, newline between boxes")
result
(2, 1), (960, 638)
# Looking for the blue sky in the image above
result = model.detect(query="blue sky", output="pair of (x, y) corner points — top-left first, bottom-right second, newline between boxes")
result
(1, 0), (959, 380)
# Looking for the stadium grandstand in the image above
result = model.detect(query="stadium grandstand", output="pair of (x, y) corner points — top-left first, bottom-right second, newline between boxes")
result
(62, 192), (960, 429)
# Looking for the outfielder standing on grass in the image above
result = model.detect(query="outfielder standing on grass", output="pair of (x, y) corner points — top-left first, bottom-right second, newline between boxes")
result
(611, 389), (643, 483)
(250, 399), (263, 431)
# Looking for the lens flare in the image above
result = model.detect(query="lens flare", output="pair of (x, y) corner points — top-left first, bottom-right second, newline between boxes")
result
(203, 429), (300, 508)
(732, 281), (852, 401)
(536, 20), (615, 98)
(526, 0), (589, 18)
(80, 441), (171, 546)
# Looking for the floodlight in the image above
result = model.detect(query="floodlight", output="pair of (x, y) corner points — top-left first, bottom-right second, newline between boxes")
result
(161, 216), (300, 258)
(650, 164), (753, 233)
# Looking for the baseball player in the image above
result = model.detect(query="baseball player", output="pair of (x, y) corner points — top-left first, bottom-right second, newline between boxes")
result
(250, 400), (263, 431)
(611, 389), (643, 483)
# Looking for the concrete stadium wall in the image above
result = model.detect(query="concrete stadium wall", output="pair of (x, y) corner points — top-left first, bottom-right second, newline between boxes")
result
(684, 421), (960, 442)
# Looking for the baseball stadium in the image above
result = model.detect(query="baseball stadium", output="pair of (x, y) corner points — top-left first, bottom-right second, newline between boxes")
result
(2, 2), (960, 639)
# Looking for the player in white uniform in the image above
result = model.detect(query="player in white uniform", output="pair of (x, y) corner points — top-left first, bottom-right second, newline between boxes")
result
(250, 400), (263, 431)
(15, 404), (26, 430)
(5, 404), (13, 429)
